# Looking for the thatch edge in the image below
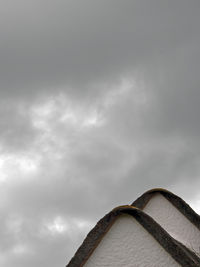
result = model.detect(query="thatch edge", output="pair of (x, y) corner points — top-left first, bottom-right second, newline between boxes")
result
(132, 188), (200, 231)
(66, 206), (200, 267)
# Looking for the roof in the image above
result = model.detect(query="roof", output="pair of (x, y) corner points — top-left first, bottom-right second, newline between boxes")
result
(132, 188), (200, 231)
(66, 205), (200, 267)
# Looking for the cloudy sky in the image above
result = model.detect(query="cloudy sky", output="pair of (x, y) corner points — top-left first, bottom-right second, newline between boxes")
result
(1, 1), (200, 266)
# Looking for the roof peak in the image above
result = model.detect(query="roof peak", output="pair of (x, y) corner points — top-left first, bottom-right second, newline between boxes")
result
(67, 205), (200, 267)
(132, 188), (200, 231)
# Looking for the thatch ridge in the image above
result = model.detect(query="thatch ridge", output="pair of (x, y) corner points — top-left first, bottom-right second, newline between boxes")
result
(132, 188), (200, 231)
(66, 205), (200, 267)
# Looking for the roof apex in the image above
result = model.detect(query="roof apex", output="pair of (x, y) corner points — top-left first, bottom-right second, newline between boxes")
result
(66, 204), (200, 267)
(132, 188), (200, 230)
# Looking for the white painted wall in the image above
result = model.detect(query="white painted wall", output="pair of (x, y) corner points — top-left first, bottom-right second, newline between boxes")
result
(84, 215), (180, 267)
(143, 193), (200, 253)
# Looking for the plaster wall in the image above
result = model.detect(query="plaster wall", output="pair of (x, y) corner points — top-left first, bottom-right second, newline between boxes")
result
(144, 193), (200, 253)
(84, 215), (180, 267)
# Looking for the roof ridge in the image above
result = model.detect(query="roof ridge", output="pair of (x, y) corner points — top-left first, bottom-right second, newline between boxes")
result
(66, 206), (200, 267)
(132, 188), (200, 230)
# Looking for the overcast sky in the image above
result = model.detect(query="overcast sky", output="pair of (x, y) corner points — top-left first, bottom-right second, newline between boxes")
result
(1, 1), (200, 266)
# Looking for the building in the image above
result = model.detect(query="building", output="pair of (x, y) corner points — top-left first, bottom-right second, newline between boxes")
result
(66, 189), (200, 267)
(132, 188), (200, 253)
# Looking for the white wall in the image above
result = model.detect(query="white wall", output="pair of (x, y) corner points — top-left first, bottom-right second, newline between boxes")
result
(84, 214), (180, 267)
(144, 193), (200, 253)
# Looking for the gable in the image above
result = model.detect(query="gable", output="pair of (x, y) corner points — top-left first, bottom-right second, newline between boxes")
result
(135, 190), (200, 253)
(67, 206), (200, 266)
(84, 214), (180, 267)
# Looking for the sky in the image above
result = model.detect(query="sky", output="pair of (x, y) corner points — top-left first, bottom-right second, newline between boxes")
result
(0, 1), (200, 266)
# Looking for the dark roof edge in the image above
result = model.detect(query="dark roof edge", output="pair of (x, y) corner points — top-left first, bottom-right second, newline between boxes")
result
(132, 188), (200, 231)
(66, 206), (200, 267)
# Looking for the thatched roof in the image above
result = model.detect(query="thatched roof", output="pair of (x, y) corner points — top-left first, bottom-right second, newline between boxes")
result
(66, 205), (200, 267)
(132, 188), (200, 231)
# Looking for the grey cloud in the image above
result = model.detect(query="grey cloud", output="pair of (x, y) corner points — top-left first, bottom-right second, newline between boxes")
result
(0, 99), (38, 152)
(0, 1), (199, 98)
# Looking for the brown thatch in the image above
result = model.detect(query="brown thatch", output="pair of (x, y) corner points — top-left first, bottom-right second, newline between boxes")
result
(132, 188), (200, 231)
(66, 205), (200, 267)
